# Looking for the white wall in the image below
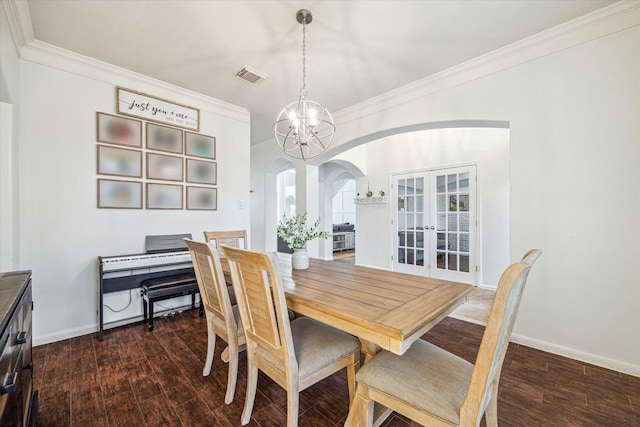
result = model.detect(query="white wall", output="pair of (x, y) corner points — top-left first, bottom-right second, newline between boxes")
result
(351, 127), (509, 288)
(17, 48), (251, 345)
(251, 11), (640, 374)
(0, 2), (22, 271)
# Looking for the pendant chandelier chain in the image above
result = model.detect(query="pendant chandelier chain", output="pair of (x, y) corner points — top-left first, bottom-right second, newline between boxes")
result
(300, 22), (307, 96)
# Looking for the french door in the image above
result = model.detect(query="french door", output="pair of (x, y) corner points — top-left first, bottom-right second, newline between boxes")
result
(392, 166), (476, 284)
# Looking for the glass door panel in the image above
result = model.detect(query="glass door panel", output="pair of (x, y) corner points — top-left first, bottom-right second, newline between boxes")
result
(394, 166), (476, 284)
(394, 174), (426, 273)
(430, 166), (475, 283)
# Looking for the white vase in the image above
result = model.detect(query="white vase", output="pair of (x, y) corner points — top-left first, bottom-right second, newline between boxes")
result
(292, 248), (309, 270)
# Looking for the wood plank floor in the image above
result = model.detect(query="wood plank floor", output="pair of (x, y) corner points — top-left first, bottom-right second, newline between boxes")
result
(34, 313), (639, 426)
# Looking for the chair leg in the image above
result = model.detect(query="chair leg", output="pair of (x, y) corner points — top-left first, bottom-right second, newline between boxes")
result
(344, 389), (359, 427)
(356, 385), (374, 427)
(203, 318), (216, 376)
(286, 383), (300, 427)
(346, 354), (360, 402)
(224, 338), (239, 404)
(241, 351), (258, 425)
(484, 392), (498, 427)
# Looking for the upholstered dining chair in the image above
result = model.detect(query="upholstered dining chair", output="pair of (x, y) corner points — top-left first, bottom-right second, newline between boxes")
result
(350, 249), (542, 427)
(183, 238), (246, 404)
(222, 246), (362, 427)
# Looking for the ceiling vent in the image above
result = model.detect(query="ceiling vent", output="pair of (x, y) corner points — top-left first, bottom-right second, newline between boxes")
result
(235, 66), (268, 85)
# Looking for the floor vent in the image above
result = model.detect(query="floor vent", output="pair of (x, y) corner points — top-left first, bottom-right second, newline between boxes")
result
(235, 66), (268, 85)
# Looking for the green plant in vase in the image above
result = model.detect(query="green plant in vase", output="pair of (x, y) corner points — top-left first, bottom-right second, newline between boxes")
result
(277, 213), (330, 269)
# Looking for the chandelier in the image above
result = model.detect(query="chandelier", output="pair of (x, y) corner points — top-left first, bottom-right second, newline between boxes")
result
(273, 9), (335, 161)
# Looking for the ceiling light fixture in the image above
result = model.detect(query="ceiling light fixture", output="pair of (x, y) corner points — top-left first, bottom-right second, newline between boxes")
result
(273, 9), (335, 161)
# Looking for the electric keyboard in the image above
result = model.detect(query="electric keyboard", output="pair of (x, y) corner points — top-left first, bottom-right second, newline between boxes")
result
(98, 234), (197, 340)
(101, 251), (192, 273)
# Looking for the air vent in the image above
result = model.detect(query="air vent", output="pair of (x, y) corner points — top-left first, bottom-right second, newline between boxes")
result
(234, 66), (268, 85)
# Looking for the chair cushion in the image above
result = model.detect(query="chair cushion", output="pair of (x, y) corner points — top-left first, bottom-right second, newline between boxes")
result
(213, 304), (244, 336)
(356, 339), (473, 425)
(258, 317), (360, 380)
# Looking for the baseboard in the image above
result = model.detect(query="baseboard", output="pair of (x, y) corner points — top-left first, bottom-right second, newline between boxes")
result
(511, 333), (640, 378)
(33, 303), (195, 347)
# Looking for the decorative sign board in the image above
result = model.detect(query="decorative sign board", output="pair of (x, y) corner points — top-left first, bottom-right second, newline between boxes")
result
(116, 87), (200, 131)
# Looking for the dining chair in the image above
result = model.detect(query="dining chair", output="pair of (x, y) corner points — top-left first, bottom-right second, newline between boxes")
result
(203, 230), (248, 306)
(350, 249), (542, 427)
(222, 246), (362, 427)
(183, 238), (246, 404)
(203, 229), (248, 254)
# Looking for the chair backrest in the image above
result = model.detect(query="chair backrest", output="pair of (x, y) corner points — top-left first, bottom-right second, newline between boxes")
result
(184, 238), (237, 332)
(222, 246), (297, 376)
(203, 230), (247, 256)
(461, 249), (542, 425)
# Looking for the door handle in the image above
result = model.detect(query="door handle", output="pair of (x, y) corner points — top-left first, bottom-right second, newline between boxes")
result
(425, 226), (435, 230)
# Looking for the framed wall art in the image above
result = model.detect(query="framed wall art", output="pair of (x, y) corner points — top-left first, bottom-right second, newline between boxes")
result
(97, 179), (142, 209)
(186, 186), (217, 211)
(146, 122), (183, 154)
(146, 153), (183, 182)
(185, 131), (216, 159)
(186, 159), (217, 185)
(116, 86), (200, 131)
(97, 145), (142, 178)
(146, 183), (183, 210)
(96, 112), (142, 148)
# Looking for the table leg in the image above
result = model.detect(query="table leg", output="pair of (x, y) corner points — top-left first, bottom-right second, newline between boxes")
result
(346, 340), (393, 426)
(358, 339), (382, 362)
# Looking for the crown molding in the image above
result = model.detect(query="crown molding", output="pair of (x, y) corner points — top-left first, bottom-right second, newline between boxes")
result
(334, 1), (640, 126)
(19, 40), (249, 122)
(1, 0), (34, 52)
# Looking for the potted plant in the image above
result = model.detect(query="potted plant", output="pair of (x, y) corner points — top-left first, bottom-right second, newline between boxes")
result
(277, 213), (330, 269)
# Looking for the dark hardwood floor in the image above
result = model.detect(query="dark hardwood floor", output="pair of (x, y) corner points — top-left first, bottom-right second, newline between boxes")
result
(34, 312), (639, 426)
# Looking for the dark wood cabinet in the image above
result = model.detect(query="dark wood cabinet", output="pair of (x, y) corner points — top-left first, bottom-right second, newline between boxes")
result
(0, 271), (37, 427)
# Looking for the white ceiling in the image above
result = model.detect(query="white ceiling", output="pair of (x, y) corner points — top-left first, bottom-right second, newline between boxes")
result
(26, 0), (616, 145)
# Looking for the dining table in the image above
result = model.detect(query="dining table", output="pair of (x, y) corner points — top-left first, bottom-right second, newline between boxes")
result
(279, 253), (472, 357)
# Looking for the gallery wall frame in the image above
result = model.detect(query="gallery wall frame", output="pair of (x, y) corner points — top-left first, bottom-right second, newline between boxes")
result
(146, 122), (183, 154)
(97, 144), (142, 178)
(186, 186), (217, 211)
(184, 131), (216, 159)
(96, 112), (142, 148)
(146, 152), (184, 182)
(146, 183), (183, 210)
(116, 86), (200, 131)
(97, 179), (142, 209)
(186, 158), (217, 185)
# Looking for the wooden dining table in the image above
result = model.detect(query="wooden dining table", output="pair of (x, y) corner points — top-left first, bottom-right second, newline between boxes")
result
(220, 253), (472, 357)
(225, 253), (473, 359)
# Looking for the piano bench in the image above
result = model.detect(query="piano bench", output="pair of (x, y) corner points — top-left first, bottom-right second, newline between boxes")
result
(141, 274), (203, 331)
